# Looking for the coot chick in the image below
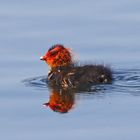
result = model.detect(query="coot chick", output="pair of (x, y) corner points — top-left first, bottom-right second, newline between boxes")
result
(40, 44), (112, 89)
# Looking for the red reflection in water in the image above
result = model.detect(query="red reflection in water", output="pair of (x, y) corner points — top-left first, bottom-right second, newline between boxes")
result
(44, 89), (75, 113)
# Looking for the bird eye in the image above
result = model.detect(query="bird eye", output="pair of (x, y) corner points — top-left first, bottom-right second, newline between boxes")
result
(50, 51), (58, 56)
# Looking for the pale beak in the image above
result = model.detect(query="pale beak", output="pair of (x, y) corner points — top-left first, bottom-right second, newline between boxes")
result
(40, 56), (44, 61)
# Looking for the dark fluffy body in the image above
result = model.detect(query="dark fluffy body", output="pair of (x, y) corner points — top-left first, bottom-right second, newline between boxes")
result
(47, 64), (112, 89)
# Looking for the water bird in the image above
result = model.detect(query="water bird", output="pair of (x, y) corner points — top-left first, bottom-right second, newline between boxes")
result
(40, 44), (112, 89)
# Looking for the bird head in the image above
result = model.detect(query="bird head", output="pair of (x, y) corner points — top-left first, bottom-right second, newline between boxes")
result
(40, 44), (72, 68)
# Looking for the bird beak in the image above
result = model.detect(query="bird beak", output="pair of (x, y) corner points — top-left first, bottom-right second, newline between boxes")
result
(43, 102), (50, 107)
(40, 56), (45, 61)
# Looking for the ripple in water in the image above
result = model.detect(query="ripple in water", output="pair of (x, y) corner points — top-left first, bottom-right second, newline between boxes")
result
(22, 69), (140, 113)
(113, 69), (140, 96)
(23, 68), (140, 96)
(23, 75), (48, 90)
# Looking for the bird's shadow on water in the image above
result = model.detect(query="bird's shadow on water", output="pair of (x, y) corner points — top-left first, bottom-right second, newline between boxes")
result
(23, 68), (140, 113)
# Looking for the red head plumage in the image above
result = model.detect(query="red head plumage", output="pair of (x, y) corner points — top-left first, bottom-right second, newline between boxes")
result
(40, 44), (72, 68)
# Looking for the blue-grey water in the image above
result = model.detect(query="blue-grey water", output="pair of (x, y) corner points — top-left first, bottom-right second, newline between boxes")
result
(0, 0), (140, 140)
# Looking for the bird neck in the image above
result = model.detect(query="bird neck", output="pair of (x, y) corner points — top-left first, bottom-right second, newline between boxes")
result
(50, 63), (74, 72)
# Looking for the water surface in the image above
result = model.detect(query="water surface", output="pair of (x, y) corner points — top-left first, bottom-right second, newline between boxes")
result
(0, 0), (140, 140)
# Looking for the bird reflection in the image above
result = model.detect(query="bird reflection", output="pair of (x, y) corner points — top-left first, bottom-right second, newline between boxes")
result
(23, 76), (107, 114)
(43, 88), (75, 113)
(43, 82), (105, 113)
